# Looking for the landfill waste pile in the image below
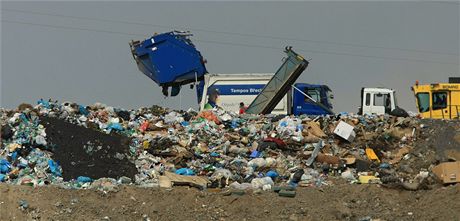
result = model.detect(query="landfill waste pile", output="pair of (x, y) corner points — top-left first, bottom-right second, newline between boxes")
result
(1, 99), (459, 195)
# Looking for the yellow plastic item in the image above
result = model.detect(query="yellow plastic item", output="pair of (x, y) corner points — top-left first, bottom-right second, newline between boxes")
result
(365, 147), (380, 163)
(8, 143), (21, 152)
(358, 175), (379, 184)
(142, 140), (150, 150)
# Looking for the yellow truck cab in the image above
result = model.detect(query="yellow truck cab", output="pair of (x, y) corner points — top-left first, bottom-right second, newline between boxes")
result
(411, 77), (460, 119)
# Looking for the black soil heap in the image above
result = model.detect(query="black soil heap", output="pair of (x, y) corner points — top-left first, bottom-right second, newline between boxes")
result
(41, 116), (137, 181)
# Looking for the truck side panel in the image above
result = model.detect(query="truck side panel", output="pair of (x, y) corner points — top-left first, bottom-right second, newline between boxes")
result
(200, 74), (289, 114)
(450, 90), (460, 118)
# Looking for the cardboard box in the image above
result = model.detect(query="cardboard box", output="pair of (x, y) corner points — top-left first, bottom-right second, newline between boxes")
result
(334, 121), (356, 142)
(431, 162), (460, 184)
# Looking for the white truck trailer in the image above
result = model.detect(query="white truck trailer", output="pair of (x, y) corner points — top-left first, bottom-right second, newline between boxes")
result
(198, 74), (290, 115)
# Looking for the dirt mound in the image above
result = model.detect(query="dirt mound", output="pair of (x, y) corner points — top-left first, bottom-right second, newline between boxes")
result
(1, 184), (459, 221)
(41, 116), (137, 181)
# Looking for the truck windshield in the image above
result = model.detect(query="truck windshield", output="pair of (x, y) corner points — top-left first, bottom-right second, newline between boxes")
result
(305, 89), (320, 102)
(416, 93), (430, 112)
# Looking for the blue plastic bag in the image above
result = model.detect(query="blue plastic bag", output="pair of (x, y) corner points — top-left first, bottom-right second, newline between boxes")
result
(0, 159), (11, 174)
(37, 99), (50, 108)
(250, 150), (260, 158)
(175, 168), (195, 176)
(17, 163), (28, 169)
(10, 152), (18, 161)
(266, 170), (279, 179)
(48, 160), (62, 177)
(11, 151), (18, 161)
(231, 119), (238, 129)
(379, 163), (391, 169)
(79, 105), (89, 116)
(77, 176), (92, 183)
(19, 114), (29, 122)
(296, 124), (303, 132)
(288, 180), (298, 187)
(108, 123), (123, 131)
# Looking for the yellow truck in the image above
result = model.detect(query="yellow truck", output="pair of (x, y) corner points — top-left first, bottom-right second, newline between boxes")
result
(411, 77), (460, 119)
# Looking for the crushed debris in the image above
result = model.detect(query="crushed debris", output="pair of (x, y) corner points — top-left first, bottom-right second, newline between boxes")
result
(1, 100), (459, 193)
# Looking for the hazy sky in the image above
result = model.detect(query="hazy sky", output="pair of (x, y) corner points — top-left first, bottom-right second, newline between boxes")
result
(2, 1), (459, 113)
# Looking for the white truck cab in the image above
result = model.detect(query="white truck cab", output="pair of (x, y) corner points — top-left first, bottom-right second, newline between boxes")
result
(359, 88), (397, 115)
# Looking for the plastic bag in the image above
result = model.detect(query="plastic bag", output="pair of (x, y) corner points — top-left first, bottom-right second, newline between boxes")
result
(251, 177), (274, 190)
(175, 168), (195, 176)
(196, 111), (220, 124)
(77, 176), (93, 183)
(0, 159), (11, 174)
(48, 160), (62, 177)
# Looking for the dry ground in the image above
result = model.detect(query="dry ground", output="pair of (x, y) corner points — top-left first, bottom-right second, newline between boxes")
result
(1, 183), (459, 221)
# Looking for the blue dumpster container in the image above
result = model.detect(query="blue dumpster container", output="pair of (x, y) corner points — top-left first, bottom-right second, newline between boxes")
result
(130, 31), (207, 96)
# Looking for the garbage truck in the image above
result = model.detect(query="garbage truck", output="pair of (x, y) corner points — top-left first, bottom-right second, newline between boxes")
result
(129, 31), (333, 115)
(197, 74), (333, 115)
